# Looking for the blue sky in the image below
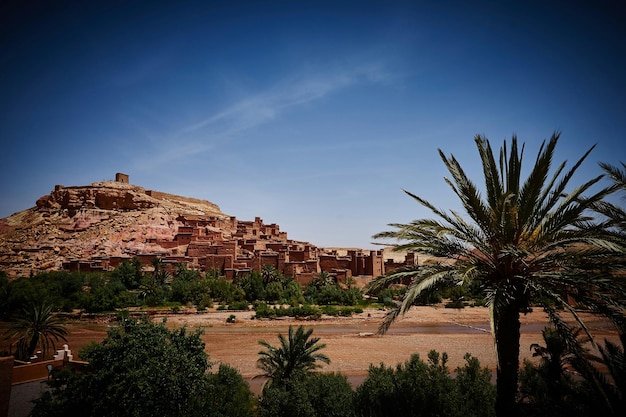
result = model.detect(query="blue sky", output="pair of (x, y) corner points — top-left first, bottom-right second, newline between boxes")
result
(1, 0), (625, 248)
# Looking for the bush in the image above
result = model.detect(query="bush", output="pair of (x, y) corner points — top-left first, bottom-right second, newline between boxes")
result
(265, 281), (284, 303)
(444, 299), (465, 309)
(254, 303), (322, 320)
(259, 373), (355, 417)
(203, 364), (257, 416)
(227, 300), (250, 311)
(355, 351), (495, 417)
(321, 305), (363, 317)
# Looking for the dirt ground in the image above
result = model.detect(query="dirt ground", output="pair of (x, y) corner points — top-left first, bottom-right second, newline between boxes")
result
(55, 305), (620, 381)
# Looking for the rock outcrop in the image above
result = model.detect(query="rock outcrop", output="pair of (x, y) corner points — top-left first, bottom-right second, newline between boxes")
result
(0, 180), (227, 277)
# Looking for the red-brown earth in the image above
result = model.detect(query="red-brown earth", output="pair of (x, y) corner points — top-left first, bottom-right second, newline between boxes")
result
(6, 305), (617, 386)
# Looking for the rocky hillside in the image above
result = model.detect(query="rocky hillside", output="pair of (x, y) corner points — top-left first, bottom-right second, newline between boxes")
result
(0, 180), (228, 277)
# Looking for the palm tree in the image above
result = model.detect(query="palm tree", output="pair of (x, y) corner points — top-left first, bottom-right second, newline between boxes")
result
(528, 326), (588, 400)
(368, 133), (625, 416)
(311, 271), (335, 289)
(257, 325), (330, 382)
(596, 162), (626, 252)
(5, 300), (68, 360)
(261, 264), (282, 284)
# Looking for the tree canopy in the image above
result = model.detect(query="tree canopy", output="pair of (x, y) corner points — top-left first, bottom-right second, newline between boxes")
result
(369, 133), (626, 416)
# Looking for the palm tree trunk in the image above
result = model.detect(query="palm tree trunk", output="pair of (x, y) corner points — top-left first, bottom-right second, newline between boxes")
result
(494, 302), (521, 417)
(26, 334), (39, 360)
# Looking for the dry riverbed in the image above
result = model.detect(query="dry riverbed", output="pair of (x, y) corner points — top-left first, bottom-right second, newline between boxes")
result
(52, 305), (619, 381)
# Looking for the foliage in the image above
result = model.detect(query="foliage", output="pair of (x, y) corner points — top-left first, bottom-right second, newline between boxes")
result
(259, 372), (355, 417)
(257, 325), (330, 382)
(304, 282), (363, 306)
(254, 303), (322, 320)
(367, 133), (625, 416)
(224, 300), (249, 311)
(265, 281), (285, 303)
(321, 305), (363, 316)
(355, 351), (495, 417)
(202, 363), (257, 417)
(30, 317), (253, 417)
(111, 258), (143, 289)
(261, 264), (283, 284)
(235, 270), (266, 302)
(208, 276), (244, 305)
(517, 317), (626, 417)
(4, 299), (68, 360)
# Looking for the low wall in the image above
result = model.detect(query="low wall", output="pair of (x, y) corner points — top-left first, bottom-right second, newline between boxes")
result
(11, 360), (64, 384)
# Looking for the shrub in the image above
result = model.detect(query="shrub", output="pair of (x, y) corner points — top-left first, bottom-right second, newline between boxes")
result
(355, 351), (495, 417)
(265, 281), (284, 303)
(444, 299), (465, 309)
(254, 303), (322, 320)
(227, 300), (249, 311)
(259, 373), (355, 417)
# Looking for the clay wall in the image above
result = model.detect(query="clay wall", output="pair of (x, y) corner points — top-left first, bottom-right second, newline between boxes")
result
(239, 241), (253, 252)
(178, 226), (194, 234)
(136, 253), (165, 266)
(157, 241), (180, 249)
(187, 242), (217, 257)
(289, 251), (305, 262)
(384, 252), (417, 274)
(333, 269), (353, 283)
(204, 255), (234, 271)
(365, 250), (384, 277)
(305, 259), (320, 273)
(11, 359), (64, 384)
(266, 243), (288, 252)
(277, 251), (287, 271)
(108, 256), (132, 268)
(175, 233), (192, 244)
(319, 254), (351, 271)
(115, 173), (129, 183)
(294, 272), (316, 286)
(217, 242), (237, 256)
(258, 252), (279, 270)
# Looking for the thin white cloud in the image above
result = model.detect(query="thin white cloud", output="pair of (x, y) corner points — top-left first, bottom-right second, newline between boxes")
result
(133, 61), (394, 171)
(182, 62), (392, 136)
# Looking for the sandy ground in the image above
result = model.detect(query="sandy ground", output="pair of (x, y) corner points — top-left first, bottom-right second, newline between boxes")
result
(55, 305), (620, 382)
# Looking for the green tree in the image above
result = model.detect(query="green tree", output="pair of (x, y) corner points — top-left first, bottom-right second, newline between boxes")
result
(311, 271), (335, 289)
(170, 263), (202, 304)
(597, 162), (626, 236)
(111, 258), (143, 289)
(265, 281), (285, 303)
(567, 324), (626, 417)
(518, 325), (587, 416)
(261, 264), (283, 284)
(257, 325), (330, 382)
(259, 372), (355, 417)
(202, 363), (257, 417)
(355, 351), (495, 417)
(31, 317), (254, 417)
(138, 258), (172, 306)
(4, 299), (68, 360)
(368, 133), (625, 416)
(236, 270), (266, 302)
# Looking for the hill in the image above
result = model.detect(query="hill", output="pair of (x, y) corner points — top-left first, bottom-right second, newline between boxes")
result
(0, 177), (227, 277)
(0, 175), (401, 280)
